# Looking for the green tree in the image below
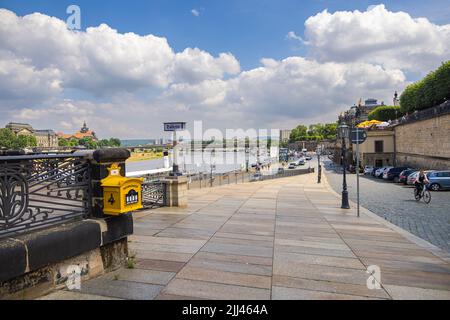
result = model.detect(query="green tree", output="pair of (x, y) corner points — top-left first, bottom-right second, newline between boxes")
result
(79, 137), (97, 149)
(109, 138), (121, 147)
(0, 128), (16, 149)
(289, 125), (308, 142)
(97, 139), (110, 148)
(58, 138), (69, 147)
(323, 123), (338, 139)
(14, 135), (37, 149)
(289, 123), (337, 142)
(400, 61), (450, 113)
(0, 129), (37, 150)
(368, 106), (403, 121)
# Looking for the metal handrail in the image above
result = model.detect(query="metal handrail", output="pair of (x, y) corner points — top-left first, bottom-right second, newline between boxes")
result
(0, 153), (85, 161)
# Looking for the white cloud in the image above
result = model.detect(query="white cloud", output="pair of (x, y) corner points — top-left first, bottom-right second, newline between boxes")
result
(0, 9), (238, 98)
(171, 48), (240, 84)
(0, 6), (437, 138)
(286, 31), (305, 43)
(191, 9), (200, 17)
(303, 4), (450, 73)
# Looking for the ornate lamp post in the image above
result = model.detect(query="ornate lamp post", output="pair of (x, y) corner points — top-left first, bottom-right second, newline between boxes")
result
(338, 124), (350, 209)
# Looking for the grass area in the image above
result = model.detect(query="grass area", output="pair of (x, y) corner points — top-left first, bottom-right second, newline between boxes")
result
(127, 151), (164, 162)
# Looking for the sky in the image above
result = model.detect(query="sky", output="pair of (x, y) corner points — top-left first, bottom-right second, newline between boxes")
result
(0, 0), (449, 139)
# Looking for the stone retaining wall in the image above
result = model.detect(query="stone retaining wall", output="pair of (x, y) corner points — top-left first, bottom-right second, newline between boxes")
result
(394, 113), (450, 170)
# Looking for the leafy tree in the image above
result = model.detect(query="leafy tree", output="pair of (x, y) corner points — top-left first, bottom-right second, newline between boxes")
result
(400, 61), (450, 113)
(58, 138), (69, 147)
(97, 139), (110, 148)
(322, 123), (338, 139)
(0, 128), (37, 150)
(289, 125), (308, 142)
(289, 123), (337, 142)
(0, 128), (16, 149)
(368, 106), (403, 121)
(78, 137), (97, 149)
(15, 135), (37, 149)
(109, 138), (121, 147)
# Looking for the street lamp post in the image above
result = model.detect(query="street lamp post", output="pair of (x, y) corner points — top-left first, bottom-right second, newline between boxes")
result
(210, 148), (215, 187)
(317, 145), (321, 183)
(338, 124), (350, 209)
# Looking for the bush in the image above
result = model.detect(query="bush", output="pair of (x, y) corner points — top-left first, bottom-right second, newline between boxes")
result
(368, 106), (403, 121)
(400, 61), (450, 113)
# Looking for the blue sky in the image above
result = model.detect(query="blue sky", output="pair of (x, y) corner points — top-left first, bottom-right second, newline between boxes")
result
(2, 0), (449, 71)
(0, 1), (449, 138)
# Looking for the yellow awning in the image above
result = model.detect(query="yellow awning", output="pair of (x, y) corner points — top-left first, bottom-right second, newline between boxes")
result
(357, 120), (382, 128)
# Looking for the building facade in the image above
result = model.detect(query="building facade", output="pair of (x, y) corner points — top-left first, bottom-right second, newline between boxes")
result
(4, 122), (59, 148)
(34, 130), (59, 148)
(352, 128), (395, 168)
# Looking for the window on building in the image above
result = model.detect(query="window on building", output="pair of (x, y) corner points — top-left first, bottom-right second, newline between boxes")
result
(374, 140), (384, 153)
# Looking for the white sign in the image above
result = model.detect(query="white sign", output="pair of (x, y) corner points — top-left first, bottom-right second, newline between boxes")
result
(164, 122), (186, 131)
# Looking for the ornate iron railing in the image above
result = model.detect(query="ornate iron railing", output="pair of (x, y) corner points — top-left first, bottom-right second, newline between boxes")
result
(0, 154), (91, 239)
(141, 181), (166, 209)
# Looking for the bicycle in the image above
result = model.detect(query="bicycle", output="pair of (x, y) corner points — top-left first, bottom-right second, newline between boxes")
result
(414, 183), (431, 204)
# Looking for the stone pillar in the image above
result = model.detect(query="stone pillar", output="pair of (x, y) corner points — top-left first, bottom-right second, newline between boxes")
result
(163, 176), (188, 208)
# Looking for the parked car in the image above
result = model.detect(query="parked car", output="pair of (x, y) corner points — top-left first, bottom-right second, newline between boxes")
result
(399, 169), (417, 185)
(305, 155), (312, 160)
(288, 163), (296, 169)
(375, 167), (392, 178)
(371, 167), (380, 176)
(407, 170), (435, 185)
(364, 166), (374, 175)
(383, 167), (410, 182)
(297, 158), (305, 166)
(427, 171), (450, 191)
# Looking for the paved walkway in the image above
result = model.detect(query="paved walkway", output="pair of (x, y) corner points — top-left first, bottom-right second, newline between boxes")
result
(41, 173), (450, 300)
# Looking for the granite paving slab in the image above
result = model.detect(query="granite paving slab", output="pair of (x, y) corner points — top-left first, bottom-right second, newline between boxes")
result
(39, 172), (450, 300)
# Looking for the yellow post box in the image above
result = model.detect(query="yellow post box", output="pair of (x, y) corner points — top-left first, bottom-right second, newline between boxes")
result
(101, 163), (144, 215)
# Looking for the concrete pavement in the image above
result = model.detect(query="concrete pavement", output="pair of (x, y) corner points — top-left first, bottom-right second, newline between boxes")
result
(40, 172), (450, 300)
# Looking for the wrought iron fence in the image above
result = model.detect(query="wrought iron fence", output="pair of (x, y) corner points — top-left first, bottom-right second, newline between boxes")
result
(141, 181), (166, 209)
(0, 154), (91, 239)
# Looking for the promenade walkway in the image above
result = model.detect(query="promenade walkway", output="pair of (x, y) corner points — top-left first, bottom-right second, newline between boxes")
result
(41, 172), (450, 300)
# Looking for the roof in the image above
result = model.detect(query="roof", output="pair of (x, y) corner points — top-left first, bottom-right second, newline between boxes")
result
(6, 122), (34, 131)
(34, 129), (56, 136)
(57, 130), (96, 140)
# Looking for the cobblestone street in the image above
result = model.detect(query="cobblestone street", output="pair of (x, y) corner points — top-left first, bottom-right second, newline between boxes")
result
(323, 159), (450, 252)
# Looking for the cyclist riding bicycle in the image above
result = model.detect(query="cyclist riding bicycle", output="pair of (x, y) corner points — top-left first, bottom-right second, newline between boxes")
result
(414, 169), (429, 194)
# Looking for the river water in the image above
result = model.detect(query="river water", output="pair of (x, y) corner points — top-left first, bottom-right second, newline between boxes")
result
(126, 150), (277, 174)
